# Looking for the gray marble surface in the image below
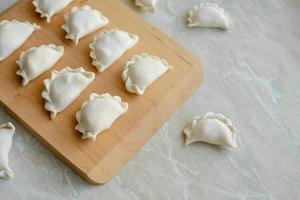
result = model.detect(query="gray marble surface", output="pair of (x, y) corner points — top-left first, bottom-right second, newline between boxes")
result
(1, 0), (300, 199)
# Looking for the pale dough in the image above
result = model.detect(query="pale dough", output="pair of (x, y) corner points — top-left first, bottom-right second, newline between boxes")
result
(122, 53), (172, 95)
(76, 93), (128, 141)
(0, 122), (15, 179)
(187, 3), (233, 30)
(33, 0), (73, 23)
(184, 112), (237, 148)
(89, 28), (139, 72)
(16, 44), (64, 86)
(135, 0), (158, 13)
(42, 67), (95, 119)
(62, 6), (109, 45)
(0, 20), (40, 61)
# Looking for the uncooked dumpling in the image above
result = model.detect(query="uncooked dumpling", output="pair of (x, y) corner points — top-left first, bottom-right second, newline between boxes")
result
(76, 93), (128, 141)
(187, 3), (233, 30)
(33, 0), (73, 23)
(42, 67), (95, 119)
(135, 0), (157, 13)
(16, 44), (64, 86)
(62, 6), (109, 45)
(0, 122), (15, 179)
(0, 20), (41, 61)
(89, 28), (139, 72)
(122, 53), (172, 95)
(184, 112), (237, 148)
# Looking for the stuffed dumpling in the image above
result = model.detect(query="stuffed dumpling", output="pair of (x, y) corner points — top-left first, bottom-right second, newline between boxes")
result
(42, 67), (95, 119)
(184, 112), (237, 147)
(0, 20), (40, 61)
(76, 93), (128, 141)
(0, 122), (15, 179)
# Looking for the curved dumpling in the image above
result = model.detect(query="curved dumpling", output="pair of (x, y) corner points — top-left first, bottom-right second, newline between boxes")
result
(0, 122), (15, 179)
(184, 112), (237, 148)
(33, 0), (73, 23)
(187, 3), (233, 30)
(89, 28), (139, 72)
(0, 20), (41, 61)
(16, 44), (64, 86)
(135, 0), (157, 13)
(42, 67), (95, 119)
(122, 53), (172, 95)
(62, 6), (109, 45)
(76, 93), (128, 141)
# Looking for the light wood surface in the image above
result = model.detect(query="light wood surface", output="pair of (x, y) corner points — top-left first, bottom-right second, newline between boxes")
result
(0, 0), (204, 184)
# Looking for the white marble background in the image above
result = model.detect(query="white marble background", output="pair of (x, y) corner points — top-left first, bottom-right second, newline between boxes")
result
(0, 0), (300, 199)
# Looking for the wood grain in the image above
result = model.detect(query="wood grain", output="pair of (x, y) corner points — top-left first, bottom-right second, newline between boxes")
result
(0, 0), (204, 184)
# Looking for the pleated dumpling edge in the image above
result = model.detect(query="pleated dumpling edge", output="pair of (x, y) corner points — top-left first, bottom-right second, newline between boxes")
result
(122, 53), (172, 95)
(42, 67), (95, 119)
(0, 20), (41, 61)
(184, 112), (237, 148)
(16, 44), (64, 86)
(33, 0), (74, 23)
(75, 93), (128, 141)
(62, 5), (109, 45)
(0, 122), (15, 179)
(89, 28), (139, 72)
(187, 3), (233, 30)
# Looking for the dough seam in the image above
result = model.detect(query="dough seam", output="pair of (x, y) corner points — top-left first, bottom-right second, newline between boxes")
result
(89, 28), (139, 72)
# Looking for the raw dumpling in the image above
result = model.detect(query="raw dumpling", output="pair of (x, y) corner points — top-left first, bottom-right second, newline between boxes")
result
(0, 20), (41, 61)
(62, 6), (109, 45)
(33, 0), (73, 23)
(184, 112), (237, 148)
(89, 28), (139, 72)
(122, 53), (172, 95)
(187, 3), (233, 30)
(76, 93), (128, 141)
(135, 0), (157, 13)
(42, 67), (95, 119)
(0, 122), (15, 179)
(16, 44), (64, 86)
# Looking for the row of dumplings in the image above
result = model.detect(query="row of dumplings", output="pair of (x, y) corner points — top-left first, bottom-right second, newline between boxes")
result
(0, 111), (237, 179)
(0, 1), (172, 141)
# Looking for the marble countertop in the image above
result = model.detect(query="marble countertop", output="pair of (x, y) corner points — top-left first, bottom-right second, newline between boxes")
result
(1, 0), (299, 199)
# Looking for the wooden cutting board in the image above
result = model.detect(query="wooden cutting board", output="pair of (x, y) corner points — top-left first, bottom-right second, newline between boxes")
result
(0, 0), (204, 184)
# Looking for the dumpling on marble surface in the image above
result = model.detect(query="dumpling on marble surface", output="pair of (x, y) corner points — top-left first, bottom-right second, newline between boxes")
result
(42, 67), (95, 119)
(89, 28), (139, 72)
(187, 3), (233, 30)
(122, 53), (172, 95)
(0, 20), (40, 61)
(184, 112), (237, 147)
(62, 6), (109, 45)
(16, 44), (64, 86)
(135, 0), (158, 13)
(33, 0), (73, 23)
(76, 93), (128, 141)
(0, 122), (15, 179)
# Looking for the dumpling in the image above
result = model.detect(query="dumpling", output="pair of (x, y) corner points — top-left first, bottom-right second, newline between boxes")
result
(135, 0), (158, 13)
(33, 0), (73, 23)
(0, 20), (41, 61)
(76, 93), (128, 141)
(42, 67), (95, 119)
(122, 53), (172, 95)
(187, 3), (233, 30)
(16, 44), (64, 86)
(89, 28), (139, 72)
(184, 112), (237, 148)
(0, 122), (15, 179)
(62, 6), (109, 45)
